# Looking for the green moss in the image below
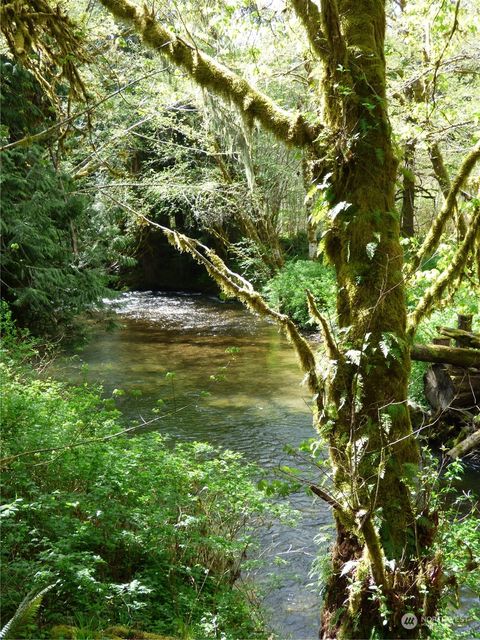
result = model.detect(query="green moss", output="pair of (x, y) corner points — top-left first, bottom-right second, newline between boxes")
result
(50, 626), (78, 639)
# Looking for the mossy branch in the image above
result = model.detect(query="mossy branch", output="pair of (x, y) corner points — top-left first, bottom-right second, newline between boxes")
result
(409, 139), (480, 275)
(407, 202), (480, 335)
(306, 290), (340, 360)
(0, 0), (89, 104)
(356, 511), (387, 588)
(120, 207), (323, 405)
(428, 142), (451, 198)
(291, 0), (346, 65)
(290, 0), (328, 60)
(98, 0), (322, 149)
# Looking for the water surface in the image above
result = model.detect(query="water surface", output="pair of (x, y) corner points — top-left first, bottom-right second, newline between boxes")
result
(67, 291), (331, 639)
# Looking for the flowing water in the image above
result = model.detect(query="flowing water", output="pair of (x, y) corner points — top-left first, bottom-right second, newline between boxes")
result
(63, 291), (479, 639)
(66, 291), (330, 639)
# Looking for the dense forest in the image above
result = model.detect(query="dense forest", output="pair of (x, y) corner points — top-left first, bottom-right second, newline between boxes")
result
(1, 0), (479, 639)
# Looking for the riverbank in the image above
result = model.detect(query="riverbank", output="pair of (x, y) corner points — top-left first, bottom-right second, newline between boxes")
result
(0, 310), (279, 639)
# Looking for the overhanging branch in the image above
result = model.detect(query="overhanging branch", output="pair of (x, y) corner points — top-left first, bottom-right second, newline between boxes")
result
(98, 0), (322, 149)
(103, 194), (323, 406)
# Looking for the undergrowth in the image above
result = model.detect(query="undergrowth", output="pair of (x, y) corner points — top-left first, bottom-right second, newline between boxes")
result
(0, 307), (278, 639)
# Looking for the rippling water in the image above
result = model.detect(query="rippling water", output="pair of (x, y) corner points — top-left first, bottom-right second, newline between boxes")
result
(64, 291), (332, 639)
(62, 291), (479, 639)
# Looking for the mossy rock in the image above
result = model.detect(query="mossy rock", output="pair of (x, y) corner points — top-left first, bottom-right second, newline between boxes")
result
(102, 626), (176, 640)
(50, 626), (78, 639)
(50, 625), (176, 640)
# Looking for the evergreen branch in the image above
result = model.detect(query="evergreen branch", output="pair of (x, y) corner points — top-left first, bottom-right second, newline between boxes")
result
(409, 139), (480, 275)
(97, 0), (322, 149)
(407, 202), (480, 335)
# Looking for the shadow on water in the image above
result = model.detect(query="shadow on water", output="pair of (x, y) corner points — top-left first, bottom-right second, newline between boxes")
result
(61, 291), (332, 639)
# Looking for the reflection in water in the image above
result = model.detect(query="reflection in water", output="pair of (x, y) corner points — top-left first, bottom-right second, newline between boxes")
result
(64, 291), (330, 639)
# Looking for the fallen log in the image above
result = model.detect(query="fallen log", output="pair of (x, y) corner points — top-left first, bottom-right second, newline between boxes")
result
(411, 344), (480, 368)
(437, 326), (480, 349)
(447, 429), (480, 459)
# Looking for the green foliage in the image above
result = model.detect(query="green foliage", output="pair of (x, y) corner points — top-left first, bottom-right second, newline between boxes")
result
(262, 259), (336, 327)
(0, 585), (54, 640)
(0, 144), (108, 333)
(405, 451), (480, 636)
(0, 321), (273, 639)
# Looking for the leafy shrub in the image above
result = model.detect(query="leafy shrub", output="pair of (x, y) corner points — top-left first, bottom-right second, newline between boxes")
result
(0, 322), (274, 639)
(262, 259), (336, 327)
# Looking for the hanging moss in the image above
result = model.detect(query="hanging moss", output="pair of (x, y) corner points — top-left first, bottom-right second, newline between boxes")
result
(98, 0), (322, 150)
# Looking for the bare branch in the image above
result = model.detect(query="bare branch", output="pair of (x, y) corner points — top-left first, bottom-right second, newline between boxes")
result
(98, 0), (322, 149)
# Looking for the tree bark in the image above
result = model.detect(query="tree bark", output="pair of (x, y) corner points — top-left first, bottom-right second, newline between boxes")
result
(447, 430), (480, 459)
(401, 141), (415, 237)
(412, 344), (480, 367)
(309, 1), (426, 636)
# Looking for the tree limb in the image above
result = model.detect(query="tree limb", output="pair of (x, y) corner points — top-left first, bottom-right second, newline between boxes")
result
(411, 344), (480, 368)
(97, 0), (322, 149)
(290, 0), (328, 60)
(306, 290), (340, 360)
(407, 202), (480, 335)
(409, 139), (480, 275)
(428, 141), (466, 236)
(447, 430), (480, 459)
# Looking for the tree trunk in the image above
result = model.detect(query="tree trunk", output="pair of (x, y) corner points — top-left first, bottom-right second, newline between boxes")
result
(401, 141), (415, 237)
(313, 1), (433, 636)
(412, 343), (480, 368)
(447, 430), (480, 459)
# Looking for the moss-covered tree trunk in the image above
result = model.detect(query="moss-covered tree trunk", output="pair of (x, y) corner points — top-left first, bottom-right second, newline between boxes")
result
(306, 1), (437, 637)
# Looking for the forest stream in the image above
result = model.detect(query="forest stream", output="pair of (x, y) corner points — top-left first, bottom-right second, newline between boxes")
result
(61, 291), (479, 640)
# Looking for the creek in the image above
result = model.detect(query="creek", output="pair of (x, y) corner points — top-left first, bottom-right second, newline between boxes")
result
(64, 291), (478, 639)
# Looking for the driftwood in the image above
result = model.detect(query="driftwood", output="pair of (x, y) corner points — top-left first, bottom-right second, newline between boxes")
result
(447, 429), (480, 459)
(411, 344), (480, 368)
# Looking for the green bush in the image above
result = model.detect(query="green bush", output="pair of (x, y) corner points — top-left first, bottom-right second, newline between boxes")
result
(0, 321), (274, 639)
(262, 259), (336, 327)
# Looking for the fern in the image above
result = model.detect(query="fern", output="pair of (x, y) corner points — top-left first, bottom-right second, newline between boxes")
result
(0, 584), (54, 640)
